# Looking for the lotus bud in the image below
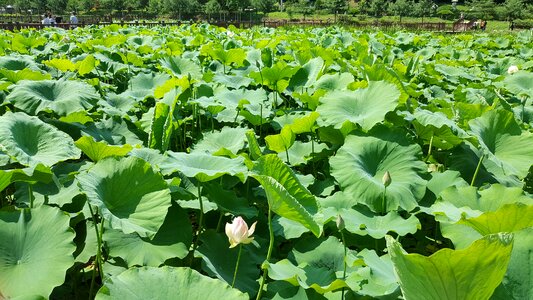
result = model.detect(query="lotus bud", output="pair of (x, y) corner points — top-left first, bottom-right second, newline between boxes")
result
(382, 171), (391, 187)
(226, 30), (235, 38)
(336, 215), (345, 231)
(225, 216), (257, 248)
(507, 65), (519, 75)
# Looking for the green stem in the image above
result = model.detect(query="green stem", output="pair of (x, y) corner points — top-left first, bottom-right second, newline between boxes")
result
(97, 216), (105, 280)
(216, 211), (224, 232)
(28, 184), (34, 208)
(256, 208), (274, 300)
(88, 205), (104, 299)
(340, 230), (347, 300)
(381, 187), (387, 215)
(284, 145), (290, 165)
(471, 154), (484, 186)
(190, 183), (204, 265)
(259, 104), (263, 138)
(425, 135), (434, 162)
(231, 244), (243, 288)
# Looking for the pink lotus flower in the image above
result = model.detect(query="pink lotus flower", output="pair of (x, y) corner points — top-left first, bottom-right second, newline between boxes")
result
(225, 217), (257, 248)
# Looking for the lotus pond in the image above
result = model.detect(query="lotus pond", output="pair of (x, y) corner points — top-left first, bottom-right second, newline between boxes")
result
(0, 24), (532, 300)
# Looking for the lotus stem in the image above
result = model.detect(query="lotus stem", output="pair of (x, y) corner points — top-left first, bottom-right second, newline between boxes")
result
(216, 211), (224, 232)
(256, 208), (274, 300)
(259, 104), (263, 138)
(88, 205), (104, 299)
(231, 244), (243, 288)
(471, 154), (484, 186)
(425, 135), (433, 162)
(340, 230), (347, 300)
(190, 182), (204, 265)
(28, 184), (34, 209)
(381, 187), (387, 215)
(284, 145), (290, 165)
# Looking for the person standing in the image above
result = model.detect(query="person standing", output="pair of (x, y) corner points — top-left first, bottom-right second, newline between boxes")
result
(70, 11), (78, 28)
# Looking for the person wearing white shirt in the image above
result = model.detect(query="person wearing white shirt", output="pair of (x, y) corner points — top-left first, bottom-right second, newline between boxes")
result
(70, 12), (78, 28)
(42, 15), (51, 26)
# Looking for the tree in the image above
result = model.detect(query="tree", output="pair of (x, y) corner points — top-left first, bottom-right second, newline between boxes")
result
(162, 0), (199, 19)
(365, 0), (387, 18)
(466, 0), (496, 19)
(66, 0), (93, 12)
(251, 0), (276, 14)
(502, 0), (525, 21)
(204, 0), (221, 19)
(390, 0), (413, 22)
(414, 0), (436, 18)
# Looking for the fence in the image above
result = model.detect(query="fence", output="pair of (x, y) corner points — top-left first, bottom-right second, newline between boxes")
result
(0, 19), (471, 33)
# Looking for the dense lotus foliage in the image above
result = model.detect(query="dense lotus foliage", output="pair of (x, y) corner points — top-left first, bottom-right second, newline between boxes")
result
(0, 24), (532, 299)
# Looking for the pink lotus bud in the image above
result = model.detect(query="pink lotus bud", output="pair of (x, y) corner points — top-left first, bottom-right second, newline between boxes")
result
(225, 216), (257, 248)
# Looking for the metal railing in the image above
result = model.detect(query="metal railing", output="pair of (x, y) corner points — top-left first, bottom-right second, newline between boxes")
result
(0, 19), (457, 32)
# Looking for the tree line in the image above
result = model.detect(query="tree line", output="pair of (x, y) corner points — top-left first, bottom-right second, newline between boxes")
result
(0, 0), (531, 22)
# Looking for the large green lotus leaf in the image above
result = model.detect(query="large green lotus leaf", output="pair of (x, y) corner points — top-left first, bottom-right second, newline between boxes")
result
(147, 101), (175, 152)
(313, 73), (354, 91)
(98, 93), (138, 117)
(288, 111), (320, 134)
(192, 127), (248, 156)
(75, 136), (132, 162)
(330, 130), (427, 212)
(458, 202), (533, 235)
(387, 233), (514, 300)
(320, 192), (419, 238)
(433, 64), (478, 83)
(212, 73), (253, 89)
(317, 81), (400, 131)
(196, 230), (260, 296)
(44, 58), (76, 72)
(203, 182), (257, 218)
(0, 68), (51, 83)
(81, 118), (145, 146)
(160, 56), (201, 78)
(425, 170), (469, 198)
(277, 141), (328, 167)
(441, 203), (533, 249)
(0, 164), (53, 192)
(273, 215), (309, 239)
(0, 112), (81, 167)
(213, 88), (268, 111)
(105, 203), (192, 267)
(5, 79), (100, 116)
(267, 237), (355, 294)
(469, 109), (533, 179)
(121, 73), (171, 101)
(0, 55), (41, 71)
(252, 154), (321, 237)
(503, 71), (533, 98)
(265, 126), (296, 154)
(343, 210), (420, 239)
(95, 266), (248, 300)
(350, 249), (398, 297)
(447, 143), (502, 186)
(428, 184), (533, 223)
(0, 205), (75, 299)
(160, 152), (247, 182)
(492, 228), (533, 300)
(288, 57), (324, 90)
(77, 156), (172, 239)
(411, 108), (470, 150)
